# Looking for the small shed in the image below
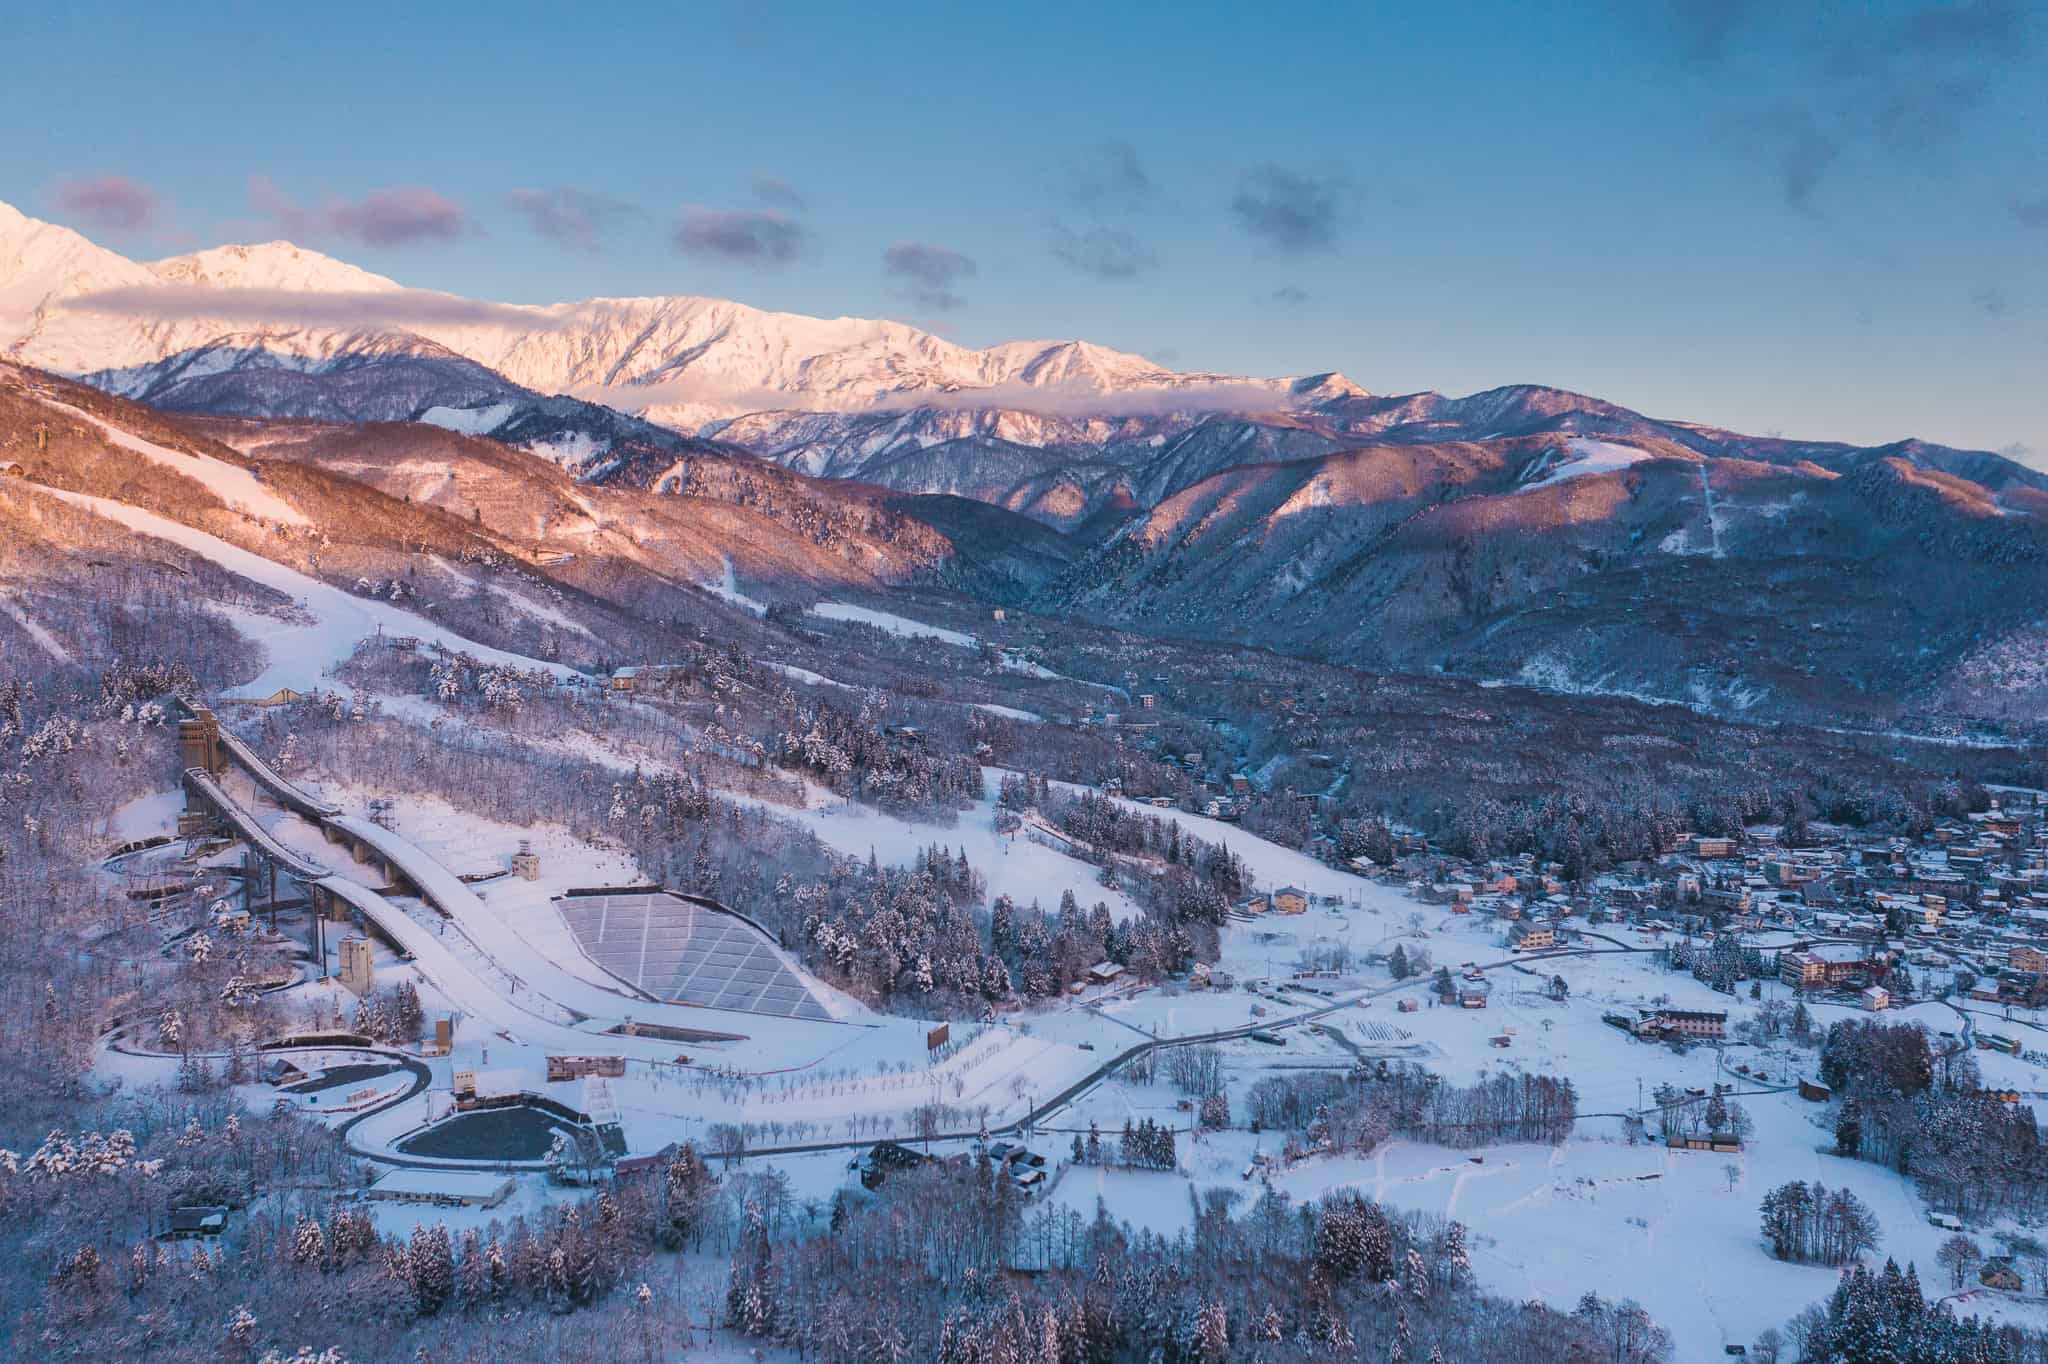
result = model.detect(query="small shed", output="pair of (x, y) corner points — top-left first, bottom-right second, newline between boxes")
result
(165, 1205), (228, 1239)
(1981, 1257), (2025, 1291)
(261, 1057), (306, 1087)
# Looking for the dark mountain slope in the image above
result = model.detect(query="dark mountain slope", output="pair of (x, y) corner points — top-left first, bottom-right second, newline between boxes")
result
(1042, 435), (2048, 726)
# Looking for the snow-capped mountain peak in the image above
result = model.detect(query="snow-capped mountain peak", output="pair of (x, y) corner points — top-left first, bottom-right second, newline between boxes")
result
(0, 200), (159, 354)
(0, 199), (1277, 423)
(0, 198), (2031, 538)
(149, 240), (402, 294)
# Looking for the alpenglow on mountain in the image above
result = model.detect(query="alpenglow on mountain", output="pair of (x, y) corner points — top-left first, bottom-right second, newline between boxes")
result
(8, 197), (2029, 526)
(7, 197), (2048, 728)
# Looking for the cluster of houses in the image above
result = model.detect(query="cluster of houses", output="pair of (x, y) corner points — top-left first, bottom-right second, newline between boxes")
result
(1234, 885), (1311, 917)
(1106, 762), (1257, 822)
(849, 1138), (1048, 1194)
(1415, 857), (1576, 920)
(1678, 803), (2048, 1007)
(1372, 797), (2048, 1012)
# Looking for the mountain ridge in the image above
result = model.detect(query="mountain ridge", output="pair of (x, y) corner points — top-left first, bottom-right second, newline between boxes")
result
(7, 198), (2027, 517)
(8, 200), (2048, 726)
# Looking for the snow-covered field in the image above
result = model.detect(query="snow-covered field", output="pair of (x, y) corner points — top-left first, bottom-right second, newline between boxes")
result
(803, 602), (1117, 693)
(767, 662), (857, 691)
(1521, 437), (1660, 491)
(737, 770), (1147, 923)
(418, 401), (515, 437)
(973, 702), (1043, 723)
(809, 601), (976, 647)
(1028, 916), (2037, 1364)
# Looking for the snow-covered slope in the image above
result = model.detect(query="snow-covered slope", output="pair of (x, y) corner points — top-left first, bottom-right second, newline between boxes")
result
(0, 199), (1282, 421)
(3, 199), (2038, 536)
(0, 200), (162, 369)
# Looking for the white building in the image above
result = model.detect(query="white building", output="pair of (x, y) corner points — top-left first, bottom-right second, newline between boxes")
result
(367, 1168), (515, 1209)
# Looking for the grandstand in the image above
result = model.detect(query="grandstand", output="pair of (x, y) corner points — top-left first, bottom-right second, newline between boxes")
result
(557, 889), (834, 1022)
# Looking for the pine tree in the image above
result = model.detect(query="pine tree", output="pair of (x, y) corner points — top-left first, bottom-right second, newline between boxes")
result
(1194, 1300), (1228, 1363)
(289, 1214), (325, 1267)
(1440, 1220), (1471, 1289)
(457, 1227), (486, 1310)
(724, 1201), (778, 1336)
(392, 981), (424, 1041)
(663, 1141), (720, 1251)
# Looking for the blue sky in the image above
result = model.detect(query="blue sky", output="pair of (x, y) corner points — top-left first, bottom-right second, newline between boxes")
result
(4, 0), (2044, 460)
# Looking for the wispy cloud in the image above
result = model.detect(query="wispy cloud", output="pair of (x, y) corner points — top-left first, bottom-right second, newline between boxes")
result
(1049, 223), (1157, 279)
(1891, 0), (2022, 56)
(1064, 140), (1159, 215)
(2010, 193), (2048, 228)
(1871, 77), (1990, 161)
(1267, 286), (1311, 306)
(1229, 164), (1347, 253)
(673, 206), (805, 265)
(53, 174), (162, 234)
(1048, 140), (1165, 279)
(1655, 0), (1759, 64)
(248, 177), (472, 247)
(60, 284), (565, 333)
(1651, 2), (2034, 212)
(246, 174), (311, 238)
(1737, 105), (1843, 213)
(504, 187), (642, 252)
(752, 175), (805, 210)
(881, 240), (977, 311)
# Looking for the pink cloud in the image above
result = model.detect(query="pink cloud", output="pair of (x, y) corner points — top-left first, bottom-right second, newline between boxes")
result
(327, 185), (469, 247)
(673, 207), (804, 265)
(246, 176), (471, 248)
(504, 187), (641, 252)
(53, 174), (162, 233)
